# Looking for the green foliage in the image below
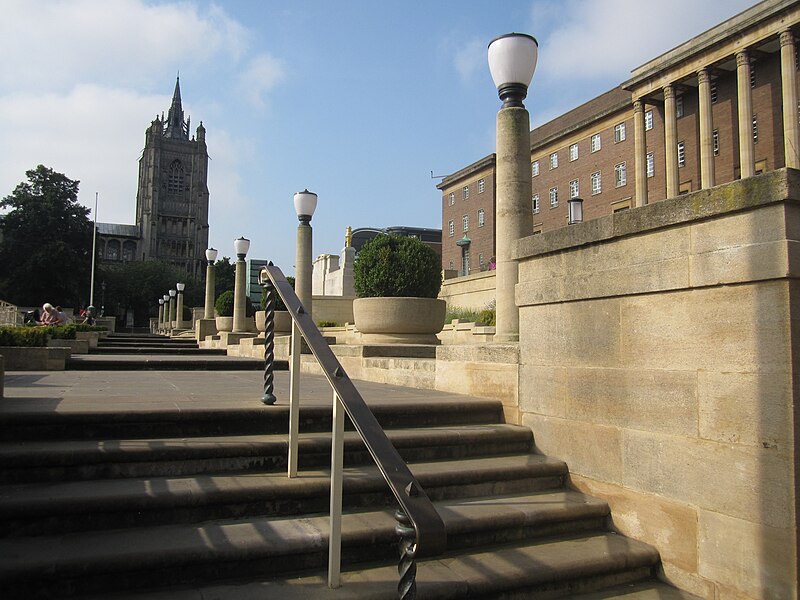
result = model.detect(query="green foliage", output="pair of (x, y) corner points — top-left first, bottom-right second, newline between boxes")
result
(353, 234), (441, 299)
(215, 291), (254, 317)
(0, 165), (93, 306)
(214, 257), (236, 297)
(478, 308), (496, 327)
(444, 306), (496, 326)
(261, 276), (294, 311)
(43, 324), (77, 340)
(317, 320), (339, 328)
(73, 323), (106, 332)
(0, 326), (48, 347)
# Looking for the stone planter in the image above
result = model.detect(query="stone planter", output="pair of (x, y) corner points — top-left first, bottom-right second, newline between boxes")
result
(215, 316), (233, 332)
(255, 311), (292, 334)
(353, 297), (446, 344)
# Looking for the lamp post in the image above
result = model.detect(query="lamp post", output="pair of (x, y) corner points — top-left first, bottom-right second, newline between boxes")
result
(176, 282), (185, 329)
(294, 189), (318, 318)
(162, 294), (169, 332)
(168, 289), (177, 332)
(204, 248), (218, 320)
(488, 32), (538, 343)
(158, 298), (165, 332)
(100, 281), (106, 317)
(232, 237), (251, 333)
(568, 197), (584, 225)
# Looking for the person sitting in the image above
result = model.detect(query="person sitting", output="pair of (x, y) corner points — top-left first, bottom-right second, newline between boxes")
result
(39, 303), (60, 325)
(54, 306), (67, 325)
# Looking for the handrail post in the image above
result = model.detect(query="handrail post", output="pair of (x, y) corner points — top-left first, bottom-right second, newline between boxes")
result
(261, 269), (277, 405)
(396, 505), (418, 599)
(287, 320), (301, 478)
(328, 390), (345, 588)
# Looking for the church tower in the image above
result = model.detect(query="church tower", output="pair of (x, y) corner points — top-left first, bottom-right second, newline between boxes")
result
(135, 77), (210, 278)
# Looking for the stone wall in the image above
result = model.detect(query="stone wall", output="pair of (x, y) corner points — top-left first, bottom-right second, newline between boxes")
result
(514, 168), (800, 599)
(439, 270), (496, 312)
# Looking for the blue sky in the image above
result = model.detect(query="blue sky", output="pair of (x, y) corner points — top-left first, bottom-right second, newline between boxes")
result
(0, 0), (755, 275)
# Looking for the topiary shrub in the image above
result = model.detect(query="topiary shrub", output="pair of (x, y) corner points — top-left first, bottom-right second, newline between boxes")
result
(354, 234), (442, 298)
(215, 290), (254, 317)
(0, 326), (49, 347)
(47, 324), (77, 340)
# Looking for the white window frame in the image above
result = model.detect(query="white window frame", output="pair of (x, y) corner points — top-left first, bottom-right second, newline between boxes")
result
(713, 129), (719, 156)
(478, 178), (485, 194)
(646, 152), (654, 178)
(448, 192), (454, 206)
(549, 152), (558, 169)
(614, 122), (626, 143)
(448, 220), (454, 237)
(532, 193), (540, 214)
(753, 115), (758, 143)
(531, 160), (539, 177)
(591, 133), (601, 153)
(615, 162), (627, 187)
(569, 143), (579, 161)
(591, 171), (602, 195)
(463, 185), (469, 200)
(477, 208), (485, 227)
(676, 96), (684, 118)
(569, 179), (579, 199)
(549, 187), (558, 208)
(678, 141), (686, 167)
(462, 214), (469, 232)
(644, 110), (653, 131)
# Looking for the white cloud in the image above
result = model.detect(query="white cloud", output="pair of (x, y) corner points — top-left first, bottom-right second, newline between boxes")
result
(453, 38), (486, 83)
(236, 53), (287, 108)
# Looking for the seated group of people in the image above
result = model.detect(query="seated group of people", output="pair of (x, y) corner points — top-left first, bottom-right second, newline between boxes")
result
(25, 303), (68, 326)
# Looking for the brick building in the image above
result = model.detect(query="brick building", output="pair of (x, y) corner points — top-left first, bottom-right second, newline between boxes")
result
(439, 0), (800, 277)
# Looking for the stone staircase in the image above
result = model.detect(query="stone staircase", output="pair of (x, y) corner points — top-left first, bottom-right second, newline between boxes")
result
(66, 333), (268, 371)
(0, 392), (698, 599)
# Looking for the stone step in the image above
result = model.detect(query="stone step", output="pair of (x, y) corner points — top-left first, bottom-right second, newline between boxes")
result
(0, 398), (504, 441)
(0, 491), (612, 598)
(65, 355), (270, 371)
(90, 347), (218, 355)
(0, 454), (568, 537)
(0, 424), (534, 483)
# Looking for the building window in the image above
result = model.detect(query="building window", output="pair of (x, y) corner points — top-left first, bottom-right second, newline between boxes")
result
(549, 152), (558, 169)
(448, 192), (455, 206)
(713, 129), (719, 156)
(449, 260), (454, 270)
(753, 115), (758, 143)
(477, 208), (485, 227)
(462, 215), (469, 232)
(614, 122), (626, 143)
(644, 110), (653, 131)
(463, 186), (469, 200)
(676, 96), (684, 118)
(569, 179), (579, 198)
(750, 63), (756, 88)
(646, 152), (655, 178)
(478, 178), (485, 194)
(591, 133), (601, 152)
(591, 171), (602, 195)
(167, 160), (185, 195)
(532, 193), (540, 214)
(678, 141), (686, 167)
(615, 162), (627, 187)
(710, 80), (718, 103)
(479, 253), (485, 269)
(549, 187), (558, 208)
(569, 143), (579, 161)
(448, 220), (454, 237)
(531, 160), (539, 177)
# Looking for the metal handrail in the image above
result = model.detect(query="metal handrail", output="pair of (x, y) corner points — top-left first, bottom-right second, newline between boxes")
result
(260, 264), (447, 594)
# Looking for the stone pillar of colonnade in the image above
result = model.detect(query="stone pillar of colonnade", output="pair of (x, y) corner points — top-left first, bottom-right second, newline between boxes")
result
(736, 49), (755, 179)
(781, 29), (800, 170)
(633, 99), (648, 207)
(663, 84), (679, 199)
(697, 68), (715, 189)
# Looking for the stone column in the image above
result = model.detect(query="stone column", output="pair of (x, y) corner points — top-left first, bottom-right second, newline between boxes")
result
(737, 50), (755, 179)
(633, 99), (648, 207)
(232, 255), (248, 333)
(158, 301), (164, 331)
(168, 294), (176, 331)
(296, 219), (313, 317)
(204, 261), (215, 319)
(781, 30), (800, 169)
(176, 290), (185, 329)
(495, 106), (533, 343)
(698, 68), (715, 189)
(664, 84), (679, 198)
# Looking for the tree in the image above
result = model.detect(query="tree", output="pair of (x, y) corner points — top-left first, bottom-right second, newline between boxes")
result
(0, 165), (92, 306)
(97, 260), (203, 327)
(213, 256), (235, 299)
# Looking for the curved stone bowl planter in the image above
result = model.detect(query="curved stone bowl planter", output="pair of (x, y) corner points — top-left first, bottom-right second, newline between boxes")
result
(215, 316), (233, 333)
(353, 297), (446, 345)
(255, 311), (292, 335)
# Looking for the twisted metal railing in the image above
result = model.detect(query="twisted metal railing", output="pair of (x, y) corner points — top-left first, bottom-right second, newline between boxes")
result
(259, 264), (446, 597)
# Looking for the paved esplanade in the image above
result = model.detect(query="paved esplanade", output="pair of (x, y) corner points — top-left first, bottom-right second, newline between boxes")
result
(1, 369), (473, 415)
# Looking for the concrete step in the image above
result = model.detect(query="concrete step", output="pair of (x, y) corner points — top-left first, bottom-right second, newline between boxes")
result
(65, 355), (271, 371)
(90, 347), (218, 355)
(0, 398), (505, 441)
(0, 491), (613, 598)
(0, 454), (568, 537)
(0, 424), (534, 483)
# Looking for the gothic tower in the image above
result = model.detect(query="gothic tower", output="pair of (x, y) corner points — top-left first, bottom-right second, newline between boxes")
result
(135, 77), (210, 278)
